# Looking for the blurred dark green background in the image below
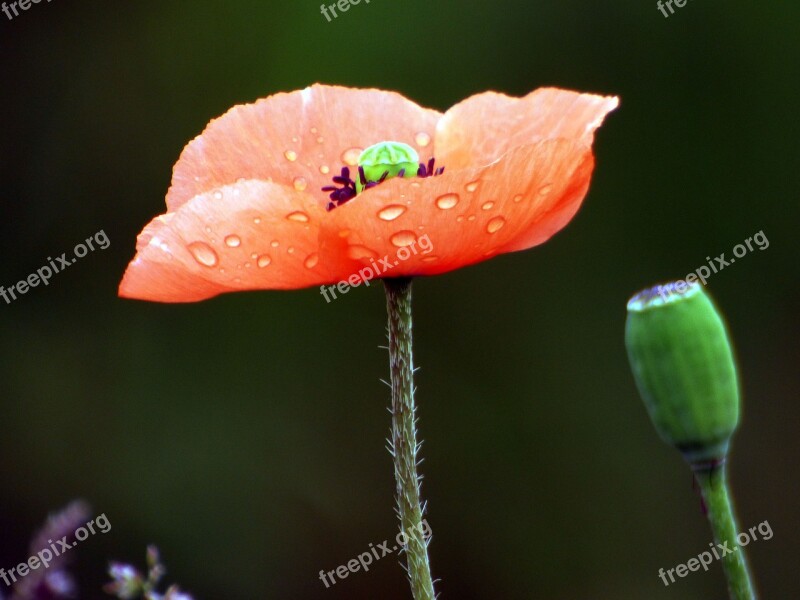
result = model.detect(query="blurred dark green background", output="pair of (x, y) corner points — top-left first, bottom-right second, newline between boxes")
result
(1, 1), (798, 598)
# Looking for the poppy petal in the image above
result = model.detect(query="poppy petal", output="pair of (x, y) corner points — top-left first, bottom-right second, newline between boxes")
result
(119, 180), (360, 302)
(435, 88), (619, 169)
(321, 138), (595, 278)
(166, 84), (442, 213)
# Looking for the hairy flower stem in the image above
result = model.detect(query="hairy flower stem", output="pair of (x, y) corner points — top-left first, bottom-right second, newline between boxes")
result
(383, 277), (435, 600)
(694, 463), (756, 600)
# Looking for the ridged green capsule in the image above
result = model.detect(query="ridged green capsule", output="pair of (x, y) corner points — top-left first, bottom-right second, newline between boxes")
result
(356, 141), (419, 193)
(625, 282), (740, 465)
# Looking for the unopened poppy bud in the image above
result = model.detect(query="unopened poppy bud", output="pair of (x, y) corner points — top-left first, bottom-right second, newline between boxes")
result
(625, 282), (740, 465)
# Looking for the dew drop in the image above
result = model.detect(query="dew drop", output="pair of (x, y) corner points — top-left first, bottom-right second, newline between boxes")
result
(415, 132), (431, 147)
(338, 229), (351, 238)
(465, 180), (480, 192)
(316, 136), (324, 144)
(347, 245), (378, 260)
(310, 127), (318, 134)
(287, 247), (295, 254)
(224, 235), (241, 248)
(538, 183), (554, 195)
(467, 215), (476, 222)
(435, 193), (460, 210)
(257, 254), (272, 268)
(284, 150), (298, 162)
(253, 217), (262, 224)
(204, 226), (213, 234)
(481, 201), (495, 210)
(378, 205), (407, 221)
(456, 216), (465, 223)
(390, 231), (417, 248)
(513, 194), (524, 203)
(341, 147), (363, 166)
(286, 211), (310, 223)
(213, 190), (223, 200)
(486, 216), (506, 233)
(245, 262), (252, 268)
(187, 242), (218, 267)
(271, 240), (280, 248)
(293, 177), (308, 191)
(304, 253), (320, 269)
(319, 165), (330, 174)
(291, 136), (299, 143)
(250, 252), (259, 259)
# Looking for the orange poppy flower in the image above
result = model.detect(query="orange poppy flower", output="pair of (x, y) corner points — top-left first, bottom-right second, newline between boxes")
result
(119, 84), (618, 302)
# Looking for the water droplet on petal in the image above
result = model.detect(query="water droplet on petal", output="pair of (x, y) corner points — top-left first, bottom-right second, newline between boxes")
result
(415, 132), (431, 147)
(287, 247), (295, 254)
(187, 242), (218, 267)
(486, 216), (506, 233)
(311, 127), (318, 134)
(347, 245), (378, 260)
(316, 136), (324, 144)
(224, 235), (241, 248)
(456, 216), (465, 223)
(304, 253), (319, 269)
(257, 254), (272, 268)
(338, 229), (351, 238)
(286, 211), (310, 223)
(291, 136), (299, 143)
(538, 183), (553, 195)
(319, 165), (330, 174)
(253, 217), (262, 224)
(467, 215), (476, 222)
(293, 177), (308, 191)
(513, 194), (524, 203)
(390, 231), (417, 247)
(284, 150), (298, 162)
(213, 190), (223, 200)
(250, 252), (258, 259)
(435, 193), (459, 210)
(341, 147), (363, 166)
(378, 205), (407, 221)
(481, 201), (495, 210)
(465, 180), (480, 192)
(205, 226), (213, 234)
(271, 240), (280, 248)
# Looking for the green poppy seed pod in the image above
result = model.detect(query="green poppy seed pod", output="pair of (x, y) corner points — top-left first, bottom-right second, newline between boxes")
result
(625, 282), (740, 465)
(356, 141), (419, 193)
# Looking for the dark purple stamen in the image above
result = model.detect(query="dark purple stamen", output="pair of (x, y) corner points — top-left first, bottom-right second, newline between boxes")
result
(323, 155), (445, 211)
